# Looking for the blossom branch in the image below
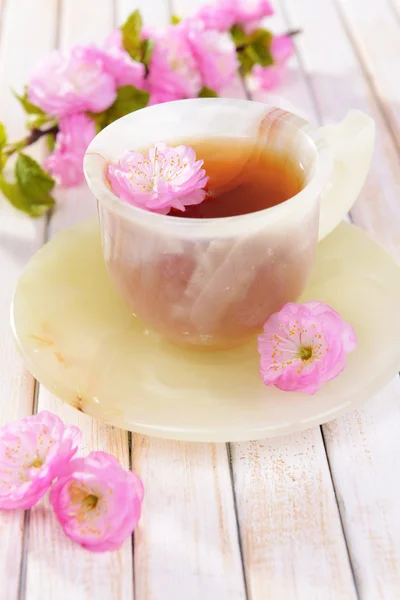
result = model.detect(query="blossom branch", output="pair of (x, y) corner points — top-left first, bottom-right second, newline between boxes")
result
(4, 124), (59, 158)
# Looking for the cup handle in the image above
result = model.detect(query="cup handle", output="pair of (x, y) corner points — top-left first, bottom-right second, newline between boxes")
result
(318, 110), (375, 241)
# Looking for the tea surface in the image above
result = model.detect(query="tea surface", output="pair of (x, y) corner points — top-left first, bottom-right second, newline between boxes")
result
(169, 137), (304, 219)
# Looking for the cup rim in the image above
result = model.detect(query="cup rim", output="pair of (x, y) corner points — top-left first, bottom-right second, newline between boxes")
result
(84, 98), (333, 234)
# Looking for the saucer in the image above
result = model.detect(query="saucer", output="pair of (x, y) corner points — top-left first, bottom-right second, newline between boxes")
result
(11, 219), (400, 442)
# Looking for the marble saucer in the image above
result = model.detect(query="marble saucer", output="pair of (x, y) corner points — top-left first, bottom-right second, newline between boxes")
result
(11, 219), (400, 442)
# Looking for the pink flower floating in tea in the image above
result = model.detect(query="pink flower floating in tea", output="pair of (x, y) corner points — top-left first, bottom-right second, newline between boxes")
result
(0, 411), (81, 510)
(50, 451), (144, 553)
(258, 301), (357, 395)
(108, 142), (209, 214)
(0, 411), (144, 553)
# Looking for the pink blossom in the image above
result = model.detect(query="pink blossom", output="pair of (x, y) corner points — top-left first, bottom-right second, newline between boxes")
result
(195, 4), (236, 31)
(102, 29), (146, 88)
(28, 46), (116, 118)
(228, 0), (273, 22)
(271, 34), (295, 64)
(258, 302), (357, 395)
(194, 0), (273, 30)
(45, 113), (96, 186)
(251, 64), (283, 90)
(147, 25), (202, 103)
(251, 34), (294, 91)
(187, 26), (239, 93)
(108, 142), (208, 214)
(50, 451), (143, 552)
(0, 411), (80, 510)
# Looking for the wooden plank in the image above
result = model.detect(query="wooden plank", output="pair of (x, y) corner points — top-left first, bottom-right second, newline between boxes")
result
(0, 0), (58, 597)
(281, 0), (400, 258)
(133, 438), (246, 600)
(333, 0), (400, 147)
(323, 378), (400, 598)
(166, 1), (356, 598)
(281, 0), (400, 596)
(25, 2), (134, 599)
(232, 430), (357, 599)
(115, 2), (247, 598)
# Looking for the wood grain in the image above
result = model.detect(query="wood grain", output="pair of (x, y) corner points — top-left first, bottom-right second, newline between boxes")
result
(0, 0), (58, 597)
(232, 431), (357, 599)
(333, 0), (400, 148)
(24, 2), (134, 599)
(280, 0), (400, 596)
(132, 438), (246, 600)
(324, 378), (400, 599)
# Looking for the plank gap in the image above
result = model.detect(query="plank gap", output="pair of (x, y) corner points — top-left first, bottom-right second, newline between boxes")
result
(17, 510), (31, 600)
(320, 426), (361, 599)
(226, 443), (249, 600)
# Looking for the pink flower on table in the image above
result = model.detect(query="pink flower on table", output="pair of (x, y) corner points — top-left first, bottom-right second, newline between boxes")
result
(108, 142), (208, 214)
(147, 25), (202, 103)
(258, 302), (357, 395)
(187, 25), (239, 93)
(27, 46), (116, 118)
(50, 451), (144, 552)
(251, 34), (295, 91)
(0, 411), (80, 510)
(45, 113), (96, 186)
(102, 29), (146, 89)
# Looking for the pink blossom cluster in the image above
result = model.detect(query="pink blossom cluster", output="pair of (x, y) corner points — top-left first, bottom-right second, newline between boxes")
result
(24, 1), (294, 187)
(0, 411), (143, 552)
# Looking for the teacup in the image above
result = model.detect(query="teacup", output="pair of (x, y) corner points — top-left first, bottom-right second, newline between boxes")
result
(84, 98), (375, 349)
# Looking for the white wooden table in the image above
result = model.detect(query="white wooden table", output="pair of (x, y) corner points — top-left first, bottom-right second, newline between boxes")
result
(1, 0), (400, 598)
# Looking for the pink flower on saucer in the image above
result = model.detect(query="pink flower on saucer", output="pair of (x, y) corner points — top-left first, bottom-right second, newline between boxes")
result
(45, 113), (96, 186)
(0, 411), (81, 510)
(258, 302), (357, 395)
(50, 451), (144, 553)
(108, 142), (209, 214)
(28, 46), (116, 117)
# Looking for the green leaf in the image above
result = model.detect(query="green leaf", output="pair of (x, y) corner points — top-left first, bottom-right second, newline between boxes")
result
(13, 89), (45, 116)
(15, 153), (55, 201)
(26, 113), (52, 129)
(101, 85), (150, 128)
(230, 24), (249, 47)
(120, 9), (143, 61)
(170, 15), (181, 25)
(46, 133), (56, 153)
(0, 123), (7, 151)
(249, 29), (273, 67)
(0, 175), (54, 217)
(140, 38), (154, 70)
(237, 48), (256, 76)
(198, 86), (218, 98)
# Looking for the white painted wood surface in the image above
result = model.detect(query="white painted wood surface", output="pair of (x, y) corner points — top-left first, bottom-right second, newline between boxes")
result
(0, 0), (399, 598)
